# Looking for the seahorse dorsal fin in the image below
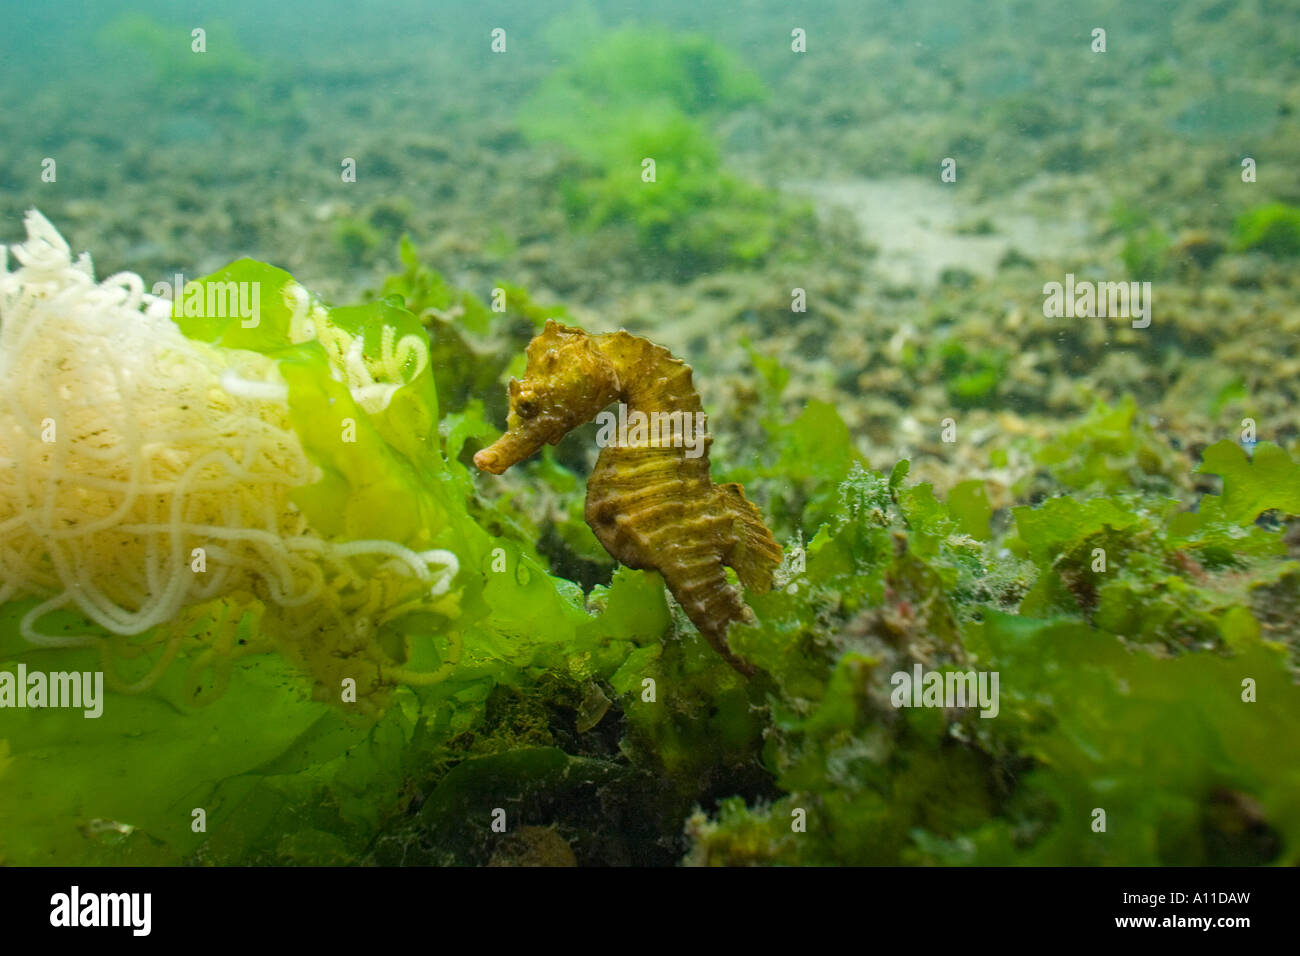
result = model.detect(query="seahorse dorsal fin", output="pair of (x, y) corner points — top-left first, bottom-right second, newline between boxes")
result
(717, 482), (783, 593)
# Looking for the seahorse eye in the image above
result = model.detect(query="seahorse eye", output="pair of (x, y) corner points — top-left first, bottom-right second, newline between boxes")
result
(516, 397), (538, 419)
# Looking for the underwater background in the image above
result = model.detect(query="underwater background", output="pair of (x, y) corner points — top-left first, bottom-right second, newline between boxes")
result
(0, 0), (1298, 865)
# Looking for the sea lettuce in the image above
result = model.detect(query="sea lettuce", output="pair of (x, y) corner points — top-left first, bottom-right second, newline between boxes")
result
(0, 261), (658, 865)
(688, 439), (1300, 866)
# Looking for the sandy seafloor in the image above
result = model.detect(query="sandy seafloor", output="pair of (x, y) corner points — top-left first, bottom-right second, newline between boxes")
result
(1, 0), (1298, 496)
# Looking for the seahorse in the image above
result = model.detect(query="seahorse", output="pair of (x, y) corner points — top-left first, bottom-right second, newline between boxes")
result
(474, 320), (782, 675)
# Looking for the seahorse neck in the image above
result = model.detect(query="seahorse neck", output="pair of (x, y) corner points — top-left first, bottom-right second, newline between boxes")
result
(594, 331), (702, 416)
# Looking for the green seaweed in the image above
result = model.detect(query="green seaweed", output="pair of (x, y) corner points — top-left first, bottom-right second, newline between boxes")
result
(938, 339), (1009, 407)
(690, 440), (1300, 865)
(520, 25), (814, 276)
(333, 217), (382, 266)
(1233, 202), (1300, 258)
(0, 262), (641, 865)
(522, 26), (766, 158)
(96, 14), (261, 98)
(1109, 202), (1173, 279)
(6, 255), (1299, 868)
(1027, 396), (1184, 496)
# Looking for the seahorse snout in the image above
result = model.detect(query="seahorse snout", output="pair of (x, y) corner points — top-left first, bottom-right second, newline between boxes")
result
(472, 446), (507, 474)
(473, 422), (551, 474)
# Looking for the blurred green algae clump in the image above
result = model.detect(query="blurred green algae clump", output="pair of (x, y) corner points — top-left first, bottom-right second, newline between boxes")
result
(1233, 202), (1300, 258)
(520, 25), (816, 277)
(531, 25), (766, 117)
(96, 13), (262, 98)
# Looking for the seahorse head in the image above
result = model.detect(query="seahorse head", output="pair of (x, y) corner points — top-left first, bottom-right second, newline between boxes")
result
(474, 320), (620, 474)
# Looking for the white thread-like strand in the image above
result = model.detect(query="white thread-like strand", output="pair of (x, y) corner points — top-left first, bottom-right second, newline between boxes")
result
(219, 368), (291, 402)
(0, 210), (460, 694)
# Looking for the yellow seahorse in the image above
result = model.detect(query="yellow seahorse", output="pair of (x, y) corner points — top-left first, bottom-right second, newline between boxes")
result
(474, 320), (782, 675)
